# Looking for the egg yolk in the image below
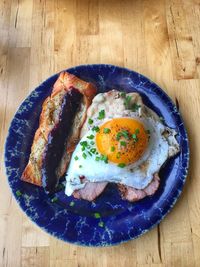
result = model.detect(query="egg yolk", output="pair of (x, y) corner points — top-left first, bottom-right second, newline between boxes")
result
(96, 118), (148, 164)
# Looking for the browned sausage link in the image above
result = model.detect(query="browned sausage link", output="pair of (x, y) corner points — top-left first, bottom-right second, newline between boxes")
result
(42, 88), (82, 194)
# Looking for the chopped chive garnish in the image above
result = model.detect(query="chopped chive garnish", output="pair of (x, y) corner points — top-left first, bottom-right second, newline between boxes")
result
(120, 141), (127, 147)
(90, 141), (95, 145)
(79, 165), (82, 168)
(74, 156), (79, 161)
(88, 151), (92, 156)
(131, 103), (141, 112)
(70, 201), (75, 207)
(116, 132), (122, 140)
(88, 118), (93, 125)
(132, 133), (136, 139)
(103, 128), (111, 134)
(120, 92), (126, 98)
(16, 190), (22, 197)
(80, 141), (88, 147)
(98, 221), (104, 227)
(81, 147), (85, 151)
(116, 130), (130, 140)
(116, 152), (121, 159)
(135, 129), (140, 134)
(51, 196), (58, 203)
(95, 156), (100, 161)
(98, 109), (105, 120)
(132, 133), (138, 142)
(82, 153), (87, 159)
(132, 128), (139, 142)
(87, 134), (94, 140)
(90, 148), (96, 154)
(124, 95), (132, 108)
(118, 163), (126, 168)
(111, 146), (115, 152)
(121, 130), (129, 139)
(101, 155), (108, 163)
(92, 126), (100, 132)
(94, 212), (101, 219)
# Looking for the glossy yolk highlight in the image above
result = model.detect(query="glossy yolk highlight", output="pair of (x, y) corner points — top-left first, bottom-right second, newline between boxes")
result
(96, 118), (148, 164)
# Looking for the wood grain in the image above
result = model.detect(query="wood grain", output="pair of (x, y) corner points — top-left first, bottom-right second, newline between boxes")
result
(0, 0), (199, 266)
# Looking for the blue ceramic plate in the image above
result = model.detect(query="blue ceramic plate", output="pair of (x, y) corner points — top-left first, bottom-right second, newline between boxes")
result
(4, 64), (189, 246)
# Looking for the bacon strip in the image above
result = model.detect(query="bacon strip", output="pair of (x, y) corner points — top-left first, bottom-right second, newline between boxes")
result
(118, 173), (160, 202)
(73, 180), (108, 201)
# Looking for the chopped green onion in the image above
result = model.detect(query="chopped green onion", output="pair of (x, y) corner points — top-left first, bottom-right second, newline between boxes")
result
(51, 196), (58, 203)
(116, 132), (122, 140)
(90, 141), (95, 145)
(80, 141), (88, 147)
(101, 155), (108, 163)
(94, 212), (101, 219)
(98, 110), (105, 120)
(90, 148), (96, 154)
(74, 156), (79, 161)
(82, 153), (87, 159)
(95, 156), (100, 161)
(132, 129), (139, 142)
(87, 134), (94, 140)
(121, 130), (129, 139)
(98, 221), (104, 227)
(81, 147), (85, 151)
(79, 165), (82, 168)
(88, 151), (92, 156)
(117, 163), (126, 168)
(16, 190), (22, 197)
(70, 201), (75, 207)
(116, 152), (121, 159)
(132, 133), (136, 139)
(131, 103), (141, 112)
(135, 129), (140, 135)
(88, 118), (93, 125)
(92, 126), (100, 132)
(132, 133), (138, 142)
(120, 141), (127, 147)
(124, 95), (132, 108)
(103, 128), (111, 134)
(116, 130), (130, 140)
(120, 92), (126, 98)
(111, 146), (115, 152)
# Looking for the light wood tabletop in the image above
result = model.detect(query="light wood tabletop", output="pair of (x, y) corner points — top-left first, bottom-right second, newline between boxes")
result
(0, 0), (199, 266)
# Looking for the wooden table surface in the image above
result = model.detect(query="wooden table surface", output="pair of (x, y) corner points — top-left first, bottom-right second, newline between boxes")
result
(0, 0), (199, 266)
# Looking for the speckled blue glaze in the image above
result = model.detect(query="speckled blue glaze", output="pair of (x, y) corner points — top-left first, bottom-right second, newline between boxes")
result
(4, 64), (189, 247)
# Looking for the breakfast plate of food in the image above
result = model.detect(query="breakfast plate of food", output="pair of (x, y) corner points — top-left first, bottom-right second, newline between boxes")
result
(4, 64), (189, 246)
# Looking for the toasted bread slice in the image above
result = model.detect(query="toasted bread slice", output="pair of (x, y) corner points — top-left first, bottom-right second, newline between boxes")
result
(21, 72), (96, 187)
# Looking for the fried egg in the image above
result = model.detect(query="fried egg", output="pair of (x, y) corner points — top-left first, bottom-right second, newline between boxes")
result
(65, 90), (180, 196)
